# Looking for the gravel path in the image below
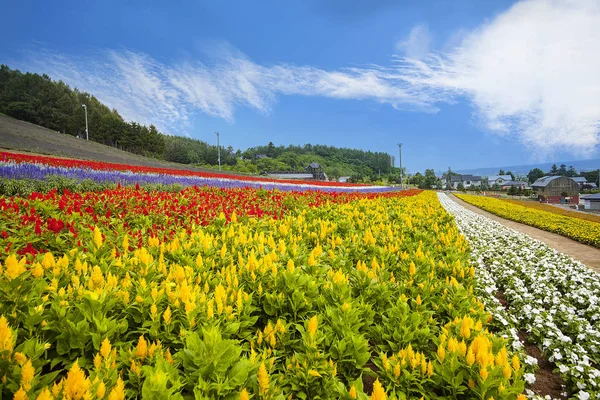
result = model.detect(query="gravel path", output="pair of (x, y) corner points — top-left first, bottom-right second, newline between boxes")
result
(448, 194), (600, 272)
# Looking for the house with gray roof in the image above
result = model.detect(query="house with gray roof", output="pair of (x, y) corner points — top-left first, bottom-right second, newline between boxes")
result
(487, 175), (513, 187)
(442, 174), (482, 189)
(582, 193), (600, 210)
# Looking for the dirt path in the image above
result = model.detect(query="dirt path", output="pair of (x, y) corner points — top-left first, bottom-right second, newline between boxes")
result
(449, 194), (600, 272)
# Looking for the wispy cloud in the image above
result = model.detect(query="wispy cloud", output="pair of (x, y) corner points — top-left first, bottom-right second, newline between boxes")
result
(398, 0), (600, 156)
(14, 0), (600, 157)
(395, 24), (432, 60)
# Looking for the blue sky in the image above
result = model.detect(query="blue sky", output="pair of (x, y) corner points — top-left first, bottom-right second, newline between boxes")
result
(2, 0), (600, 172)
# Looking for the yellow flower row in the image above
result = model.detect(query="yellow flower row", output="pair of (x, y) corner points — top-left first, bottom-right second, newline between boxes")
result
(456, 194), (600, 248)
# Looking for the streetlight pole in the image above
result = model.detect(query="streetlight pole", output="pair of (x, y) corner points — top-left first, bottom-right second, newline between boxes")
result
(215, 132), (221, 172)
(82, 104), (89, 140)
(397, 143), (403, 189)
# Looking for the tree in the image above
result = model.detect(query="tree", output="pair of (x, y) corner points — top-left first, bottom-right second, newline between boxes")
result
(410, 172), (424, 187)
(499, 169), (506, 175)
(558, 164), (568, 176)
(566, 166), (578, 177)
(527, 168), (545, 183)
(421, 169), (438, 189)
(505, 171), (516, 181)
(549, 164), (558, 175)
(266, 142), (276, 158)
(507, 185), (517, 195)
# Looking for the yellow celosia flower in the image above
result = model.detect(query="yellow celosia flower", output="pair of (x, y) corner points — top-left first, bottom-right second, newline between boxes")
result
(437, 344), (445, 361)
(239, 388), (249, 400)
(14, 352), (27, 364)
(370, 379), (387, 400)
(309, 369), (321, 377)
(0, 316), (14, 352)
(135, 335), (148, 360)
(14, 388), (28, 400)
(479, 367), (489, 382)
(36, 388), (53, 400)
(307, 315), (318, 337)
(409, 262), (416, 276)
(465, 349), (475, 366)
(97, 381), (106, 399)
(460, 318), (472, 339)
(42, 252), (56, 269)
(393, 362), (401, 378)
(93, 226), (103, 249)
(163, 306), (172, 324)
(511, 355), (521, 371)
(63, 360), (91, 400)
(349, 385), (357, 399)
(21, 359), (35, 390)
(502, 364), (512, 379)
(107, 377), (125, 400)
(31, 262), (44, 278)
(4, 254), (26, 280)
(516, 395), (527, 400)
(100, 338), (111, 359)
(94, 353), (102, 370)
(258, 362), (270, 395)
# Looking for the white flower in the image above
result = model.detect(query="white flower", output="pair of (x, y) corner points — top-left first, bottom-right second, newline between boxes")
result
(524, 373), (536, 384)
(577, 390), (590, 400)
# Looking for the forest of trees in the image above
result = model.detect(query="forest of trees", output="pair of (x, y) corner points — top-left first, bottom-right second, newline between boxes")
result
(0, 65), (399, 182)
(0, 65), (165, 157)
(241, 142), (397, 181)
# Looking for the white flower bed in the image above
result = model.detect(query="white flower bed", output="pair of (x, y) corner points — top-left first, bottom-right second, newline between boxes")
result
(438, 193), (600, 399)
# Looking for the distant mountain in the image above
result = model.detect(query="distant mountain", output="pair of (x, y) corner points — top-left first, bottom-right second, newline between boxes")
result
(453, 159), (600, 177)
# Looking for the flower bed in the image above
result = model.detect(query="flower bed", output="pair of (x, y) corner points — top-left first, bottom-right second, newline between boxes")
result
(455, 194), (600, 248)
(0, 190), (527, 399)
(0, 160), (398, 195)
(439, 193), (600, 399)
(503, 199), (600, 224)
(0, 151), (368, 188)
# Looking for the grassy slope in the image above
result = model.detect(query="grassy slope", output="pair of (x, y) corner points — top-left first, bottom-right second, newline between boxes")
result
(0, 115), (236, 174)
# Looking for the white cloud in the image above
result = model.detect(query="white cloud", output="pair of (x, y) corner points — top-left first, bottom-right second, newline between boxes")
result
(395, 24), (432, 59)
(14, 0), (600, 157)
(398, 0), (600, 156)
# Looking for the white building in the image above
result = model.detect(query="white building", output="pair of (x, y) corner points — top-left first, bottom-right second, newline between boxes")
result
(487, 175), (512, 187)
(582, 193), (600, 210)
(443, 174), (482, 189)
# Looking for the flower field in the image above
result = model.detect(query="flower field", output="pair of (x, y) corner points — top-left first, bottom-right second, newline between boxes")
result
(0, 151), (400, 196)
(455, 194), (600, 248)
(440, 193), (600, 399)
(0, 176), (531, 399)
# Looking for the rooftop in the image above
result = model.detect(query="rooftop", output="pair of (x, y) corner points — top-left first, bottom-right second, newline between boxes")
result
(531, 175), (577, 187)
(582, 193), (600, 200)
(487, 175), (512, 181)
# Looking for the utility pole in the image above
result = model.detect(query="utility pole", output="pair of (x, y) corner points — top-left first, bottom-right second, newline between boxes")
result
(82, 104), (89, 140)
(215, 132), (221, 171)
(397, 143), (403, 189)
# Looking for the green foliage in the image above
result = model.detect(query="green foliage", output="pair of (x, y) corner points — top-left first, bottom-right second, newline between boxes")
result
(243, 143), (394, 181)
(527, 168), (545, 183)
